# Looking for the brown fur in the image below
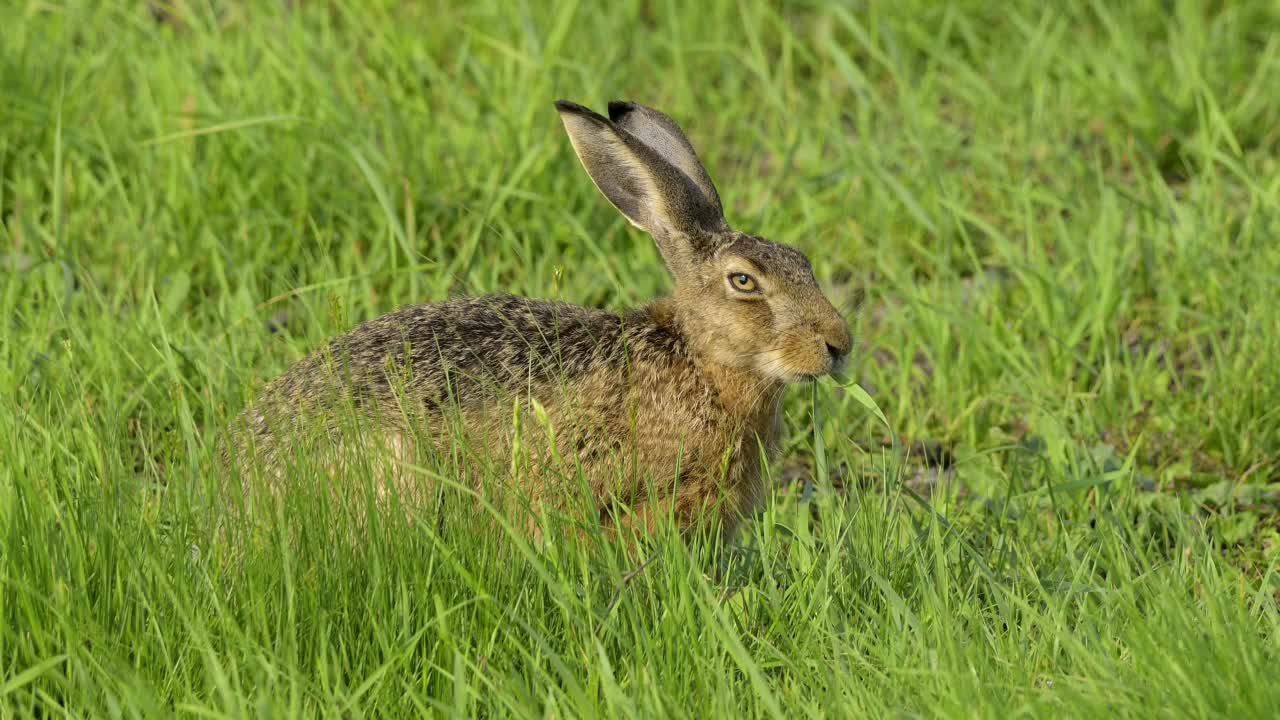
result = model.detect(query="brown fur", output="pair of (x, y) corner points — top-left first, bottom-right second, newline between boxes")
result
(228, 100), (851, 542)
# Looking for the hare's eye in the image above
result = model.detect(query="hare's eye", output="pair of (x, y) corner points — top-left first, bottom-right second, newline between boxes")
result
(729, 273), (758, 293)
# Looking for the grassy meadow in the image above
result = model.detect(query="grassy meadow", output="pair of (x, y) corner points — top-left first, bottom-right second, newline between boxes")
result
(3, 0), (1280, 716)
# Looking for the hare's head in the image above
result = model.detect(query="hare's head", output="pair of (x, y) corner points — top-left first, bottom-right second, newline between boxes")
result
(556, 100), (851, 382)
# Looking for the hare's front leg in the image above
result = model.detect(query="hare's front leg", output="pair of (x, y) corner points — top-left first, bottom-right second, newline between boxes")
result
(602, 485), (744, 544)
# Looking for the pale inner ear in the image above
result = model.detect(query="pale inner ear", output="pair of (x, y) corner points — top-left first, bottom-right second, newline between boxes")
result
(560, 114), (667, 232)
(602, 134), (668, 231)
(609, 102), (724, 216)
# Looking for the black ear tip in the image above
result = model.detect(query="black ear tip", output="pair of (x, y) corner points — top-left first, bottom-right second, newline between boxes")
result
(607, 101), (637, 121)
(554, 99), (587, 113)
(555, 99), (612, 125)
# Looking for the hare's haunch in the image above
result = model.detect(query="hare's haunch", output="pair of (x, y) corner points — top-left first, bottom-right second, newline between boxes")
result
(231, 100), (852, 540)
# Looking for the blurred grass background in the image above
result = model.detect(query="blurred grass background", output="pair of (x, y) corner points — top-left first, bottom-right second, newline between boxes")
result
(2, 0), (1279, 716)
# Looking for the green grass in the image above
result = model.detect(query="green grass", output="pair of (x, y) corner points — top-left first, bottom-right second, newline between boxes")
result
(4, 0), (1280, 716)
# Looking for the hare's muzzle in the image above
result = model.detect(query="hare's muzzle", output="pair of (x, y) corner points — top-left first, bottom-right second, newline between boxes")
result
(820, 318), (852, 375)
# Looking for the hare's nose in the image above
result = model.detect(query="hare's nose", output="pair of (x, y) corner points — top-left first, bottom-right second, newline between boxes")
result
(824, 323), (851, 358)
(822, 320), (852, 369)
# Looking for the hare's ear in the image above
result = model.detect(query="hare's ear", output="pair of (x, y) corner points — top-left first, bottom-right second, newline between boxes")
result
(607, 101), (723, 217)
(555, 100), (727, 257)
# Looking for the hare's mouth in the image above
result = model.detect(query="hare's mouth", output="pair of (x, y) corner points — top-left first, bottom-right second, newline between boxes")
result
(753, 345), (837, 383)
(830, 352), (849, 376)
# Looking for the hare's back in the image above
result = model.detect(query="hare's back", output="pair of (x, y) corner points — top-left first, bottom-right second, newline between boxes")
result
(296, 294), (672, 410)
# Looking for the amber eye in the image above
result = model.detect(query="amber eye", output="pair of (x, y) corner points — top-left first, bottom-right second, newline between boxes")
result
(729, 273), (758, 293)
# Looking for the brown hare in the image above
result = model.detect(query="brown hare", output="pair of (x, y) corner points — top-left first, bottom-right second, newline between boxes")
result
(230, 100), (851, 542)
